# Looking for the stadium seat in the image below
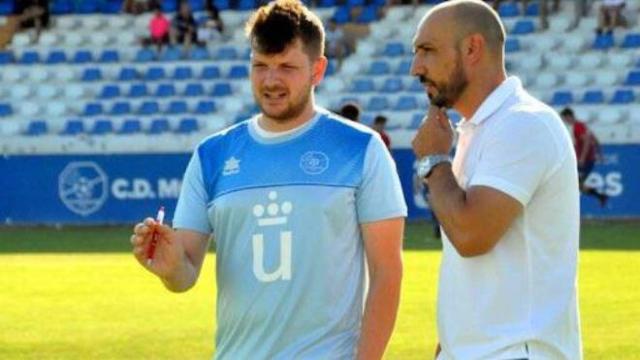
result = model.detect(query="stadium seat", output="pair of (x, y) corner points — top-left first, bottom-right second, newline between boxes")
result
(0, 1), (14, 15)
(161, 0), (177, 11)
(318, 0), (336, 7)
(148, 118), (171, 134)
(511, 19), (535, 35)
(551, 91), (574, 106)
(159, 47), (182, 62)
(610, 89), (635, 104)
(73, 50), (93, 64)
(144, 67), (166, 81)
(367, 60), (391, 75)
(592, 33), (614, 50)
(408, 78), (424, 92)
(176, 118), (199, 133)
(118, 67), (138, 81)
(498, 2), (519, 17)
(408, 113), (424, 130)
(139, 101), (160, 115)
(0, 51), (14, 64)
(332, 6), (351, 24)
(81, 68), (102, 82)
(135, 48), (156, 62)
(356, 5), (380, 24)
(89, 119), (114, 135)
(60, 120), (85, 135)
(524, 2), (539, 16)
(505, 38), (521, 53)
(215, 46), (238, 60)
(201, 65), (221, 79)
(350, 78), (375, 93)
(190, 47), (210, 60)
(173, 66), (193, 80)
(582, 90), (605, 104)
(155, 83), (176, 97)
(621, 33), (640, 49)
(195, 100), (216, 114)
(212, 83), (232, 97)
(184, 83), (205, 97)
(45, 50), (67, 64)
(367, 96), (389, 111)
(383, 42), (405, 57)
(18, 51), (40, 65)
(25, 121), (48, 136)
(110, 102), (132, 116)
(167, 100), (189, 114)
(128, 83), (148, 98)
(0, 103), (13, 117)
(624, 71), (640, 86)
(99, 49), (120, 63)
(394, 95), (419, 111)
(380, 77), (403, 93)
(228, 65), (249, 79)
(83, 102), (104, 116)
(238, 0), (255, 10)
(99, 85), (121, 99)
(395, 59), (412, 75)
(119, 119), (142, 134)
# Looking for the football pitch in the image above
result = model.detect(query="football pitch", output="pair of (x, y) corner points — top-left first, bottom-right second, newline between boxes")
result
(0, 222), (638, 359)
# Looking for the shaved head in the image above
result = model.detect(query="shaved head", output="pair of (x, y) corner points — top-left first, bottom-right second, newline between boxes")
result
(424, 0), (505, 56)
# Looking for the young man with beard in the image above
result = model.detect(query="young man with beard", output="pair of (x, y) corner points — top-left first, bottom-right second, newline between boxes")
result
(410, 1), (581, 359)
(129, 0), (406, 358)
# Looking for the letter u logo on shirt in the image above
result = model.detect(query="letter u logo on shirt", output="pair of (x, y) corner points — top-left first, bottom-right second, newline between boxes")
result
(252, 231), (292, 282)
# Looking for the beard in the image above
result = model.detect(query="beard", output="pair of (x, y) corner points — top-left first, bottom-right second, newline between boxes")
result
(420, 54), (468, 108)
(254, 81), (312, 123)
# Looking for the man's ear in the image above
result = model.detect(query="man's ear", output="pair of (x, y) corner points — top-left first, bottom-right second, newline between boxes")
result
(312, 56), (328, 85)
(462, 34), (484, 65)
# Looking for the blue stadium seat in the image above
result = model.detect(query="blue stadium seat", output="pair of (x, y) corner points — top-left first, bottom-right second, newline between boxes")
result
(25, 120), (48, 136)
(128, 83), (148, 97)
(139, 101), (160, 115)
(332, 6), (351, 24)
(214, 0), (230, 10)
(593, 33), (614, 50)
(380, 77), (403, 93)
(173, 66), (193, 80)
(89, 119), (114, 135)
(161, 1), (177, 12)
(195, 100), (216, 114)
(367, 60), (391, 75)
(110, 102), (132, 115)
(215, 46), (238, 60)
(73, 50), (93, 64)
(188, 0), (206, 11)
(119, 119), (142, 134)
(511, 19), (535, 35)
(100, 0), (122, 13)
(350, 78), (375, 92)
(201, 65), (221, 79)
(212, 82), (232, 97)
(155, 83), (176, 97)
(505, 38), (520, 53)
(582, 90), (605, 104)
(621, 33), (640, 49)
(167, 100), (189, 114)
(160, 47), (182, 62)
(118, 67), (138, 81)
(610, 89), (635, 104)
(525, 2), (539, 16)
(135, 48), (156, 62)
(408, 78), (424, 92)
(395, 59), (412, 75)
(624, 71), (640, 86)
(83, 103), (104, 116)
(176, 118), (199, 133)
(347, 0), (365, 6)
(149, 118), (170, 134)
(367, 96), (389, 111)
(190, 47), (210, 60)
(551, 91), (574, 106)
(144, 67), (166, 81)
(383, 42), (405, 57)
(100, 85), (121, 99)
(81, 68), (102, 82)
(0, 51), (14, 64)
(45, 50), (67, 64)
(394, 95), (418, 111)
(356, 5), (379, 24)
(408, 113), (424, 130)
(51, 0), (73, 14)
(317, 0), (336, 7)
(228, 65), (249, 79)
(18, 51), (40, 65)
(0, 2), (14, 15)
(76, 1), (99, 13)
(325, 60), (336, 76)
(498, 2), (520, 17)
(0, 103), (13, 117)
(237, 0), (255, 10)
(184, 83), (205, 96)
(60, 120), (84, 135)
(99, 50), (119, 63)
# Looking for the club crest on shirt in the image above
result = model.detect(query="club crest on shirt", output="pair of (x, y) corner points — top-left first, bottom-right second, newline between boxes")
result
(299, 151), (329, 175)
(222, 156), (241, 176)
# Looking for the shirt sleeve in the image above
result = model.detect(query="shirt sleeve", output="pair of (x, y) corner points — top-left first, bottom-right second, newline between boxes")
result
(356, 134), (408, 223)
(468, 115), (557, 206)
(172, 150), (212, 234)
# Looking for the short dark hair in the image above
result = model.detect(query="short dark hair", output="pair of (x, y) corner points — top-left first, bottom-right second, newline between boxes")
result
(560, 107), (574, 117)
(340, 102), (360, 121)
(374, 115), (387, 124)
(245, 0), (325, 59)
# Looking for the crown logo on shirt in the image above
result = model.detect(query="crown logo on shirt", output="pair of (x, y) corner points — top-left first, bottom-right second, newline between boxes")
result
(253, 191), (293, 227)
(223, 156), (240, 176)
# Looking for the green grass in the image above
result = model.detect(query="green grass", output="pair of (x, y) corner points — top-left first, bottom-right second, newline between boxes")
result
(0, 222), (638, 359)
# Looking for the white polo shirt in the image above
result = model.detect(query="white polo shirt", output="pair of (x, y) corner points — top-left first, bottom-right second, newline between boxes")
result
(437, 77), (582, 360)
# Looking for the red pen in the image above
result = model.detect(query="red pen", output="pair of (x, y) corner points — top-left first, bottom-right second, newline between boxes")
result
(146, 206), (165, 266)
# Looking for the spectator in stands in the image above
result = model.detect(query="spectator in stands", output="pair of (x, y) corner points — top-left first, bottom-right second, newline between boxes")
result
(148, 6), (171, 53)
(13, 0), (49, 43)
(122, 0), (160, 14)
(339, 102), (361, 122)
(596, 0), (626, 35)
(560, 107), (608, 207)
(411, 1), (581, 358)
(489, 0), (559, 29)
(568, 0), (590, 31)
(197, 1), (225, 44)
(325, 19), (348, 67)
(372, 115), (391, 149)
(130, 1), (405, 358)
(171, 1), (198, 51)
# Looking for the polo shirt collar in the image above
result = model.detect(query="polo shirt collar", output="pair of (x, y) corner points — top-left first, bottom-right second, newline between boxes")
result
(466, 76), (521, 127)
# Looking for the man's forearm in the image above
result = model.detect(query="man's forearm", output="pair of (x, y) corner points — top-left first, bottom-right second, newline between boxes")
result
(161, 256), (198, 293)
(425, 163), (469, 244)
(356, 270), (402, 360)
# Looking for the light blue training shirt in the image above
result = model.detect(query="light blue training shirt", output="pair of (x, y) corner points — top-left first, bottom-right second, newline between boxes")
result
(173, 107), (407, 359)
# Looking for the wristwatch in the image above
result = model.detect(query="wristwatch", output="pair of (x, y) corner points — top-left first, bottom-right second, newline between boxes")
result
(417, 154), (451, 179)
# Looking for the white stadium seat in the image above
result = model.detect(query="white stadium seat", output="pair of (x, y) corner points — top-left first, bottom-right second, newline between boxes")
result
(18, 101), (41, 118)
(565, 72), (591, 87)
(56, 16), (78, 30)
(9, 84), (32, 100)
(63, 32), (85, 47)
(535, 72), (560, 89)
(594, 71), (619, 87)
(546, 54), (573, 71)
(36, 84), (59, 100)
(577, 53), (603, 70)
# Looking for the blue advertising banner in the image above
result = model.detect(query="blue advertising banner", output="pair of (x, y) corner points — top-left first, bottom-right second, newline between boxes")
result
(0, 145), (638, 225)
